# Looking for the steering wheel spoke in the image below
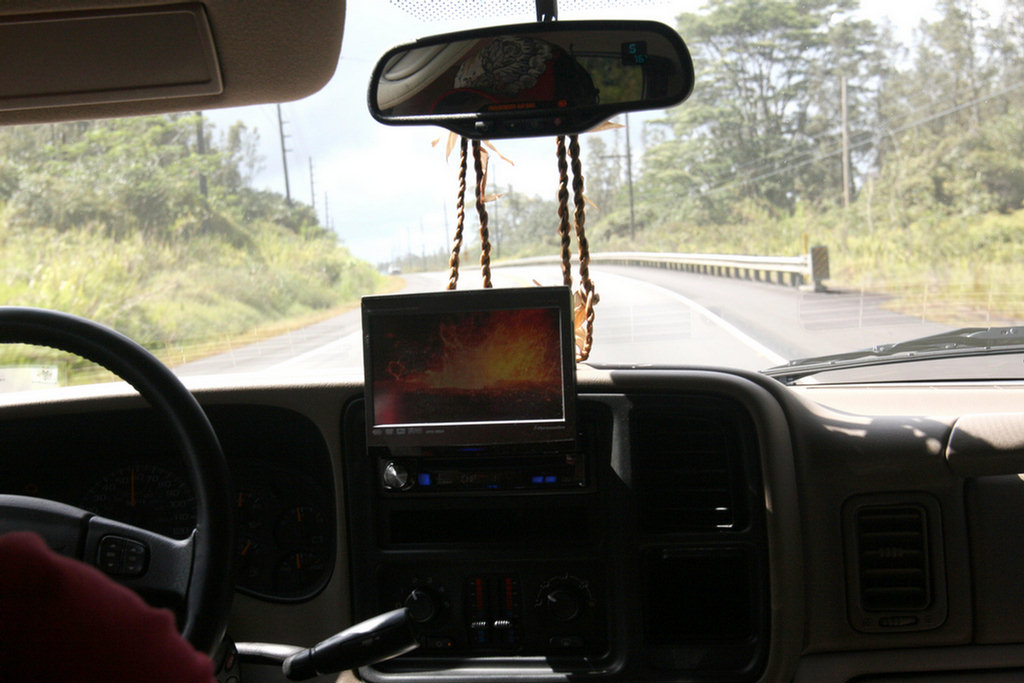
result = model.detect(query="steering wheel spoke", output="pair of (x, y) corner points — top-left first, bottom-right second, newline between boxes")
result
(0, 494), (197, 605)
(84, 515), (195, 603)
(0, 494), (90, 557)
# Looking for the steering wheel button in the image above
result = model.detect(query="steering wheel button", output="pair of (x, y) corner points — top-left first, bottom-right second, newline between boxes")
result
(97, 536), (148, 577)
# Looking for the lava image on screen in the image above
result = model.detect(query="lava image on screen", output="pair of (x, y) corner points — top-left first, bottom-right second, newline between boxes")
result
(371, 307), (564, 427)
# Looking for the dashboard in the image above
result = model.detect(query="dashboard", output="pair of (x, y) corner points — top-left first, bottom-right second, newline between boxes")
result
(3, 368), (1024, 683)
(0, 404), (335, 603)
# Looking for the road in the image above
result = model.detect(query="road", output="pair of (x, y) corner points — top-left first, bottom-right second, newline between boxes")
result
(174, 264), (952, 377)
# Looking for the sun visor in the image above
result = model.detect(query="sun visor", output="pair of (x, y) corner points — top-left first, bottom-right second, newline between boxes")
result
(0, 5), (221, 112)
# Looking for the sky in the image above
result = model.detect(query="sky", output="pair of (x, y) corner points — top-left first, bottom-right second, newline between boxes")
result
(205, 0), (1001, 265)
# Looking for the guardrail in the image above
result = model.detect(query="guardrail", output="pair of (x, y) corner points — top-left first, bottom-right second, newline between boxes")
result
(494, 246), (830, 291)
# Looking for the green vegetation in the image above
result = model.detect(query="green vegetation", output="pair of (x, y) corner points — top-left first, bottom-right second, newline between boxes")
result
(400, 0), (1024, 324)
(0, 114), (383, 369)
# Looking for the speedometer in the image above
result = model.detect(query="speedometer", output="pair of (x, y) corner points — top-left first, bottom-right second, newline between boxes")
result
(82, 464), (196, 539)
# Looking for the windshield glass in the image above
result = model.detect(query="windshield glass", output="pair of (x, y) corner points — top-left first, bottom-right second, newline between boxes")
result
(2, 0), (1022, 390)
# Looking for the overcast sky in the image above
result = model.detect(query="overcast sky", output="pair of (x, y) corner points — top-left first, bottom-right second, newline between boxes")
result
(205, 0), (992, 265)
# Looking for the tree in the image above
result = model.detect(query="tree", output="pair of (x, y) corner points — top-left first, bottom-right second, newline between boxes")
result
(639, 0), (881, 224)
(1, 115), (321, 238)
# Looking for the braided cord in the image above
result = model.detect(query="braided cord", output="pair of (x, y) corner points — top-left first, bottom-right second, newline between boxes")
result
(446, 136), (469, 290)
(472, 140), (492, 288)
(555, 136), (572, 287)
(569, 134), (597, 361)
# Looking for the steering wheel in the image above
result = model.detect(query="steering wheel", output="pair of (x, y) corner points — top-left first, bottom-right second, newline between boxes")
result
(0, 307), (234, 655)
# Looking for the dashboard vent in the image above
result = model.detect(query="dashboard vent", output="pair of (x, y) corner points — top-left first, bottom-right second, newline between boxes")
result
(855, 504), (930, 611)
(631, 399), (753, 533)
(844, 494), (947, 632)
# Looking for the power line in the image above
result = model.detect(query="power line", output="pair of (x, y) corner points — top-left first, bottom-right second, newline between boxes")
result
(678, 74), (1024, 187)
(648, 77), (1024, 201)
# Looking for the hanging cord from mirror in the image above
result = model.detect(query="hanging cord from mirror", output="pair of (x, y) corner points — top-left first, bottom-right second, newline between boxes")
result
(473, 140), (493, 288)
(557, 134), (598, 362)
(446, 137), (468, 290)
(447, 137), (493, 289)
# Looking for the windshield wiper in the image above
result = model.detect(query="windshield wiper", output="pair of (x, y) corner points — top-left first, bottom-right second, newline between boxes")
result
(763, 326), (1024, 385)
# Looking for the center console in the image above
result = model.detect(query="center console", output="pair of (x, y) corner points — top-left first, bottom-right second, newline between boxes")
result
(343, 398), (618, 676)
(347, 288), (771, 682)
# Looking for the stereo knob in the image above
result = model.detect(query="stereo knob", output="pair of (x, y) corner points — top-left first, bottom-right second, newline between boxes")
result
(382, 461), (412, 490)
(404, 588), (439, 623)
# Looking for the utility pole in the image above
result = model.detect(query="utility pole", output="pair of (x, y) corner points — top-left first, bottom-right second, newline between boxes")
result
(442, 200), (450, 249)
(309, 157), (316, 213)
(420, 218), (425, 262)
(866, 173), (874, 235)
(492, 166), (500, 258)
(601, 115), (638, 239)
(841, 76), (850, 209)
(276, 103), (292, 205)
(625, 112), (636, 240)
(324, 192), (330, 230)
(195, 111), (207, 198)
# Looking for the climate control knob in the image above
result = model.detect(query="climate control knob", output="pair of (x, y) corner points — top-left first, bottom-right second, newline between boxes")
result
(537, 576), (593, 623)
(404, 588), (439, 624)
(543, 587), (582, 622)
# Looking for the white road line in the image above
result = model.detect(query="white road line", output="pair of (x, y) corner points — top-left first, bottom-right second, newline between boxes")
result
(266, 331), (362, 372)
(596, 271), (788, 366)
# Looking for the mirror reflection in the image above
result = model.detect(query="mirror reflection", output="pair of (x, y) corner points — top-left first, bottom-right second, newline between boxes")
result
(371, 22), (692, 133)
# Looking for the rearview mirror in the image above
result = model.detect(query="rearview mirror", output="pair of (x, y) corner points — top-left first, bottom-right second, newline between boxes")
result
(367, 20), (694, 139)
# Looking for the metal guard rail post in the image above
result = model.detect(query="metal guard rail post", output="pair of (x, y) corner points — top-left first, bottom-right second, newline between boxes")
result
(494, 246), (829, 292)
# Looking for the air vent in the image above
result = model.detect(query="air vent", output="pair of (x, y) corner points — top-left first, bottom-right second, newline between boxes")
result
(856, 505), (929, 611)
(844, 494), (947, 632)
(631, 399), (753, 533)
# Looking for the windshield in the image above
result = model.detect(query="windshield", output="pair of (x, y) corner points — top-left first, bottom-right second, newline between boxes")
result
(2, 0), (1022, 390)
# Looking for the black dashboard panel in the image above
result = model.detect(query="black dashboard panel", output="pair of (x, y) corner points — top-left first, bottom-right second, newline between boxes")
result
(0, 404), (335, 602)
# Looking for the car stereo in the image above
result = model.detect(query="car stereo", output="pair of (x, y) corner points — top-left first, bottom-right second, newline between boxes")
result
(361, 286), (581, 493)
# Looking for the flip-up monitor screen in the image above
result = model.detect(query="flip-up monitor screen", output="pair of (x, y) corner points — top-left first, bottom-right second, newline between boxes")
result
(361, 286), (576, 449)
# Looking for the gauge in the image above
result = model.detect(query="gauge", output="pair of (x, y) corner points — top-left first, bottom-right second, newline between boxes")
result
(82, 464), (196, 539)
(231, 466), (334, 601)
(232, 483), (281, 594)
(275, 550), (328, 594)
(275, 505), (328, 547)
(234, 486), (274, 535)
(237, 537), (268, 584)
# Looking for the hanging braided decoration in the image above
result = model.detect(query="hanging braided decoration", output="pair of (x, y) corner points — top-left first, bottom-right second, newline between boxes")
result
(446, 137), (494, 289)
(446, 136), (469, 290)
(568, 134), (597, 362)
(555, 136), (573, 287)
(472, 140), (493, 288)
(556, 134), (599, 362)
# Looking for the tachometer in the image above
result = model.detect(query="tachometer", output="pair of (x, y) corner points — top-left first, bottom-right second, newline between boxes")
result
(82, 464), (196, 539)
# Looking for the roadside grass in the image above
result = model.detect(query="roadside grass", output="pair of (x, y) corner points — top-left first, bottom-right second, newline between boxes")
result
(0, 221), (401, 386)
(818, 208), (1024, 326)
(66, 279), (406, 386)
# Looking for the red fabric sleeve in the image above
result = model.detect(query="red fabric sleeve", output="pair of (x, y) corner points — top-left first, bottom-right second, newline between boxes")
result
(0, 531), (215, 683)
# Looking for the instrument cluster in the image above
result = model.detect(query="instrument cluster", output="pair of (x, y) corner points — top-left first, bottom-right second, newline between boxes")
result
(0, 404), (335, 602)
